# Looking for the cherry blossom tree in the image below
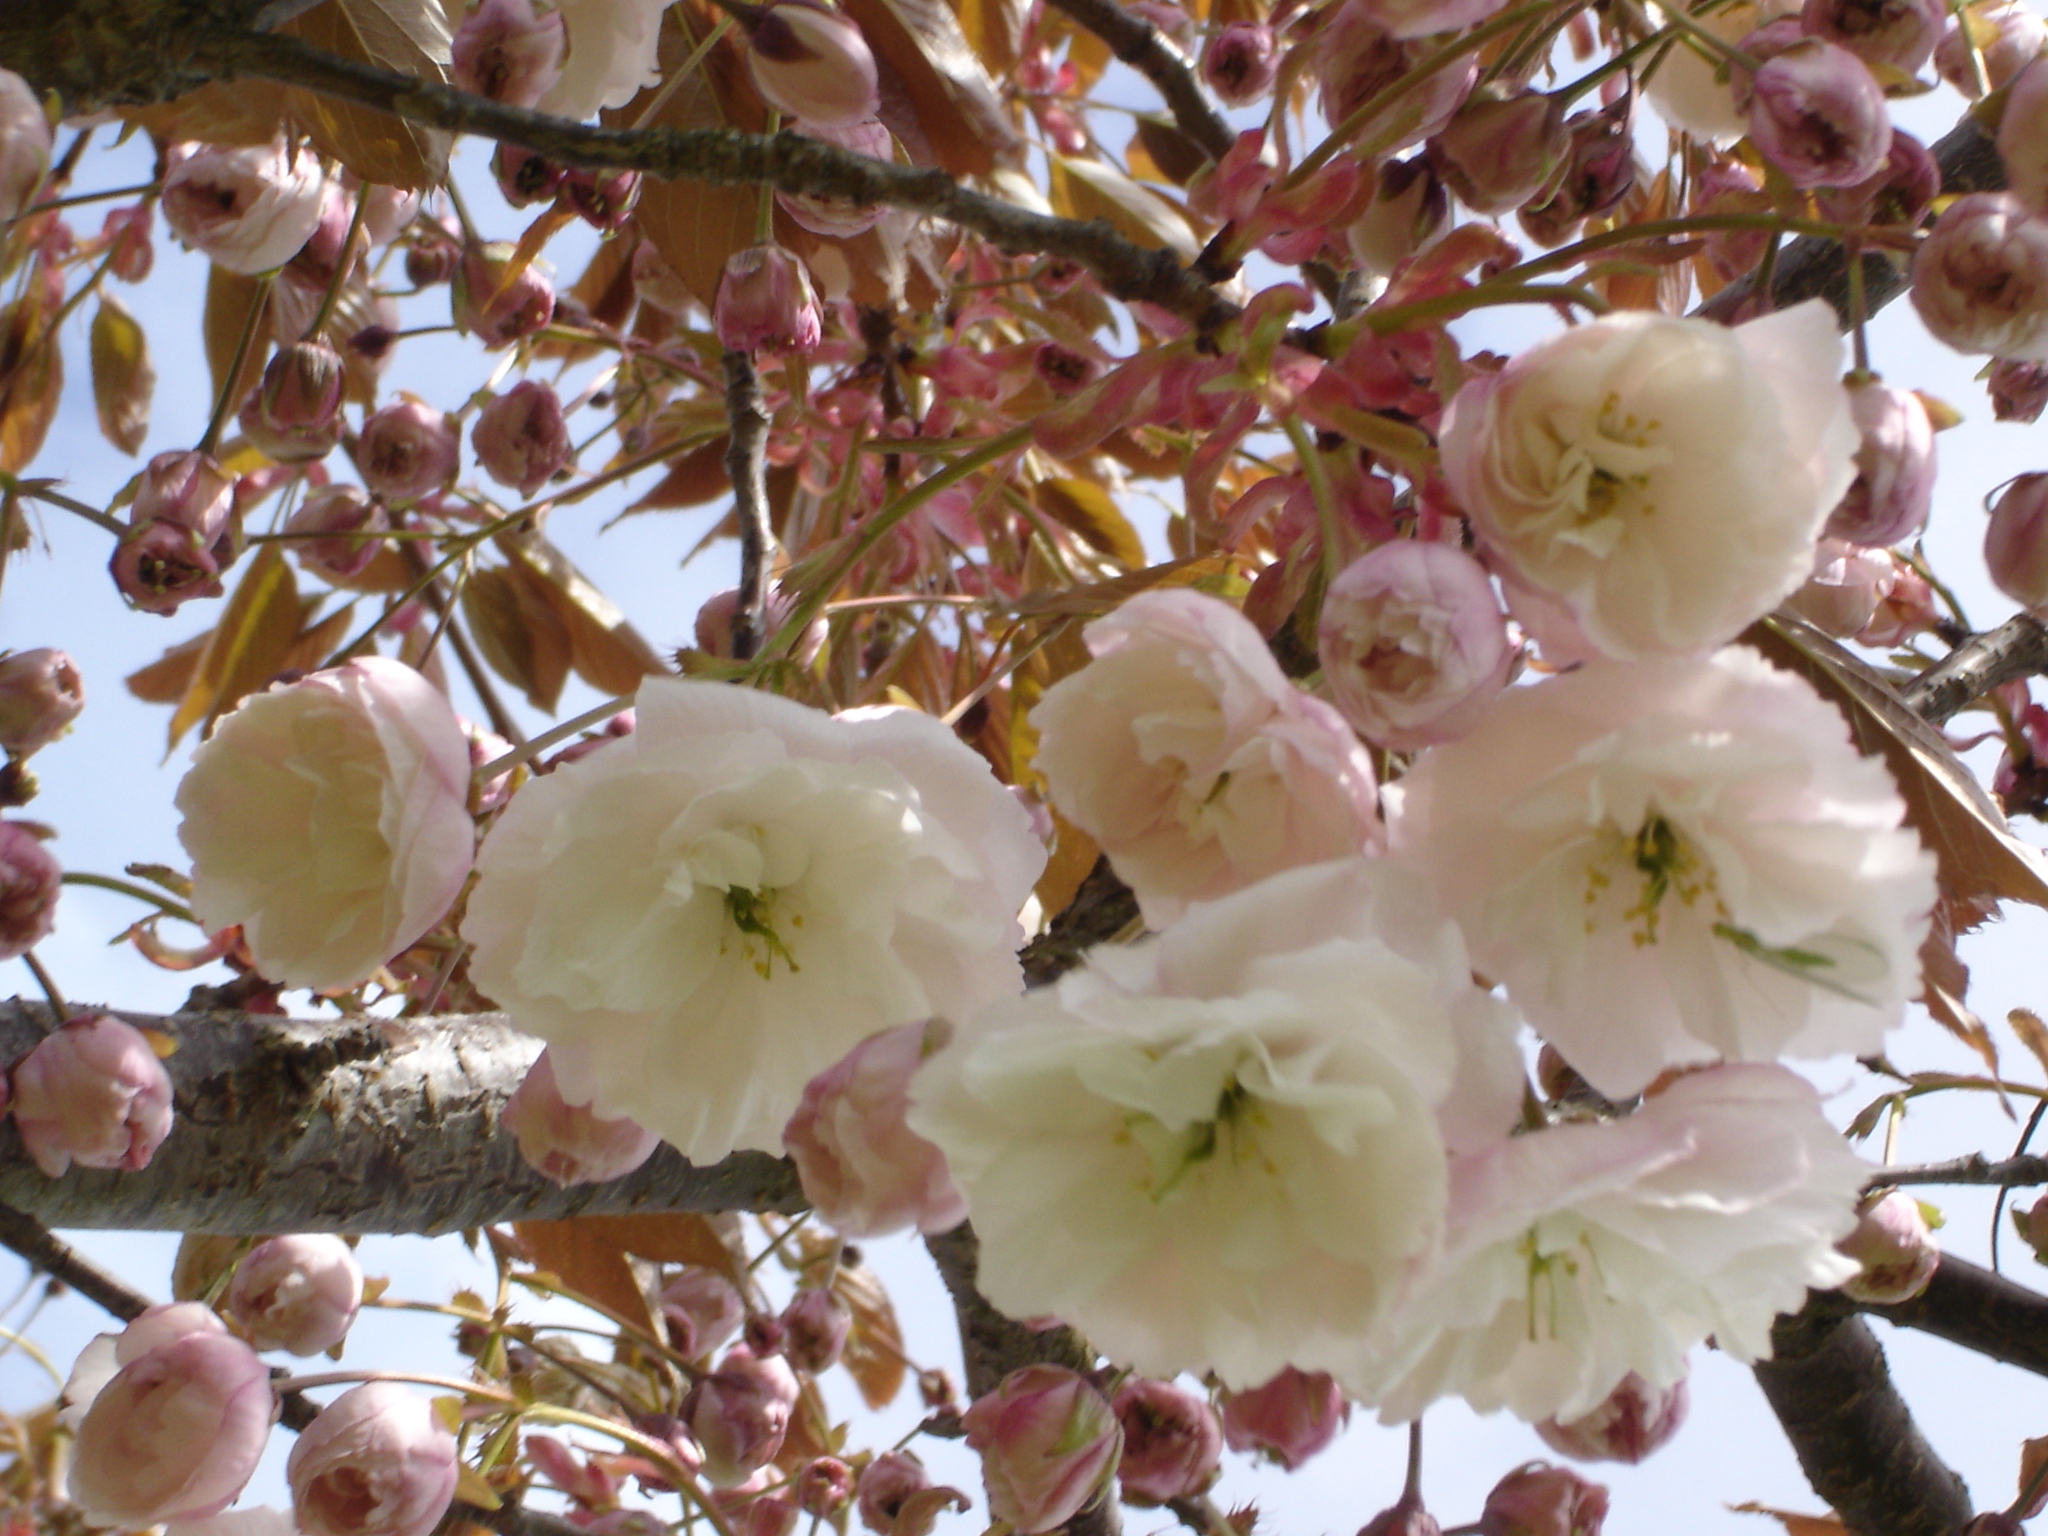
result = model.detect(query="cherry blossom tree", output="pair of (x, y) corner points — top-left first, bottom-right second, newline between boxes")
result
(4, 0), (2048, 1533)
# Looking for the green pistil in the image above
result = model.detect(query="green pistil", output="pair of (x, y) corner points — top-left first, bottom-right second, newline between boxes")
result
(724, 886), (799, 979)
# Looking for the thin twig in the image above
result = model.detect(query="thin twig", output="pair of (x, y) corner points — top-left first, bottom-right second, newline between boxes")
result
(1881, 1152), (2048, 1190)
(0, 1203), (151, 1322)
(1040, 0), (1233, 162)
(722, 349), (773, 662)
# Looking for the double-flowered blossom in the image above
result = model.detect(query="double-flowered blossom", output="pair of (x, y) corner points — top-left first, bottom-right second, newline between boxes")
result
(1440, 303), (1856, 659)
(161, 139), (327, 275)
(540, 0), (671, 120)
(1032, 589), (1380, 927)
(909, 859), (1523, 1386)
(288, 1382), (457, 1536)
(1393, 648), (1935, 1098)
(466, 678), (1044, 1164)
(1353, 1064), (1868, 1424)
(226, 1233), (365, 1356)
(10, 1013), (173, 1176)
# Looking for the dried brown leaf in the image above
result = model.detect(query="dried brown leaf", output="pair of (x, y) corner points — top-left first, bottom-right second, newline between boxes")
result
(280, 0), (453, 187)
(501, 535), (669, 695)
(461, 562), (573, 712)
(1729, 1504), (1850, 1536)
(168, 546), (304, 749)
(89, 294), (153, 456)
(0, 298), (61, 475)
(2013, 1008), (2048, 1085)
(834, 1258), (908, 1409)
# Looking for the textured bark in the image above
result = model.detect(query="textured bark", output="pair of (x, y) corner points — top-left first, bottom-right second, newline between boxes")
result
(1041, 0), (1234, 162)
(1754, 1309), (1973, 1536)
(1855, 1255), (2048, 1381)
(1898, 613), (2048, 727)
(0, 1001), (802, 1233)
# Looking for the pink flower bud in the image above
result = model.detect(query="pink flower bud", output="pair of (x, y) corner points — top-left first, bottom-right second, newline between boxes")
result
(227, 1234), (365, 1355)
(740, 1491), (800, 1536)
(1937, 0), (2047, 95)
(746, 1), (881, 130)
(963, 1366), (1121, 1536)
(1426, 88), (1570, 217)
(1535, 1372), (1690, 1464)
(288, 1382), (458, 1536)
(70, 1330), (274, 1525)
(1825, 379), (1936, 546)
(780, 1288), (852, 1373)
(777, 118), (892, 237)
(1360, 1495), (1442, 1536)
(1855, 555), (1937, 646)
(1318, 9), (1476, 151)
(473, 379), (573, 497)
(2001, 57), (2048, 213)
(1786, 538), (1899, 637)
(1219, 1368), (1348, 1471)
(242, 340), (346, 462)
(10, 1012), (173, 1177)
(405, 222), (460, 288)
(784, 1019), (968, 1237)
(454, 241), (556, 348)
(285, 487), (388, 586)
(1111, 1378), (1222, 1505)
(1814, 127), (1941, 229)
(494, 141), (567, 208)
(1802, 0), (1944, 73)
(1988, 473), (2048, 608)
(1838, 1188), (1941, 1303)
(0, 819), (58, 960)
(1202, 23), (1279, 106)
(798, 1457), (855, 1518)
(111, 517), (224, 615)
(687, 1347), (800, 1485)
(1740, 38), (1891, 189)
(135, 449), (238, 546)
(359, 399), (460, 501)
(0, 69), (50, 224)
(1992, 357), (2048, 422)
(563, 167), (641, 231)
(162, 138), (328, 275)
(101, 203), (154, 283)
(1911, 192), (2048, 360)
(503, 1046), (661, 1185)
(1347, 156), (1451, 278)
(0, 647), (82, 756)
(660, 1269), (746, 1359)
(746, 1312), (789, 1357)
(452, 0), (565, 108)
(1479, 1464), (1609, 1536)
(715, 244), (822, 353)
(1520, 96), (1635, 247)
(284, 181), (366, 299)
(858, 1451), (934, 1534)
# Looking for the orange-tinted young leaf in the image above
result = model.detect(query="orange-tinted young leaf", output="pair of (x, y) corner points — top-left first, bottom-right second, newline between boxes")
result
(1129, 116), (1211, 188)
(279, 0), (454, 187)
(627, 436), (733, 513)
(2011, 1008), (2048, 1085)
(2018, 1434), (2048, 1518)
(1729, 1504), (1850, 1536)
(0, 297), (61, 475)
(1036, 806), (1100, 916)
(834, 1257), (908, 1409)
(167, 544), (305, 749)
(512, 1217), (661, 1331)
(839, 0), (1018, 177)
(89, 294), (153, 456)
(1050, 156), (1200, 261)
(501, 535), (671, 695)
(203, 266), (272, 420)
(1033, 477), (1147, 570)
(126, 630), (213, 705)
(461, 561), (573, 712)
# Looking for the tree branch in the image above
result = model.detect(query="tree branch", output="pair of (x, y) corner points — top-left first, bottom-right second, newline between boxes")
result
(1040, 0), (1235, 163)
(1896, 612), (2048, 727)
(1853, 1254), (2048, 1381)
(0, 1000), (802, 1233)
(723, 348), (773, 663)
(1879, 1153), (2048, 1191)
(0, 1201), (152, 1320)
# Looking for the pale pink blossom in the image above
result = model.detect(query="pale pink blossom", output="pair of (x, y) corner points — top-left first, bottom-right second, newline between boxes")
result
(359, 399), (461, 501)
(452, 0), (564, 108)
(504, 1046), (662, 1185)
(473, 379), (573, 497)
(454, 241), (556, 347)
(1219, 1368), (1349, 1471)
(783, 1019), (967, 1237)
(1112, 1379), (1221, 1504)
(1426, 89), (1570, 217)
(2001, 57), (2048, 213)
(1742, 39), (1892, 189)
(745, 1), (880, 129)
(1992, 357), (2048, 421)
(243, 340), (345, 463)
(1318, 540), (1513, 751)
(1784, 538), (1898, 638)
(781, 1288), (851, 1372)
(715, 244), (822, 353)
(1936, 0), (2048, 95)
(285, 487), (388, 586)
(689, 1347), (800, 1485)
(964, 1366), (1121, 1535)
(1838, 1188), (1940, 1303)
(1479, 1464), (1609, 1536)
(10, 1013), (173, 1177)
(227, 1234), (365, 1355)
(660, 1266), (747, 1359)
(1643, 0), (1799, 141)
(177, 658), (475, 991)
(1440, 302), (1855, 658)
(1802, 0), (1944, 71)
(0, 647), (83, 756)
(0, 818), (60, 960)
(1201, 24), (1278, 105)
(1826, 379), (1936, 547)
(1392, 649), (1935, 1099)
(0, 69), (50, 224)
(541, 0), (672, 119)
(162, 138), (327, 275)
(1031, 589), (1381, 926)
(59, 1302), (226, 1430)
(1987, 473), (2048, 608)
(1536, 1371), (1690, 1464)
(1317, 6), (1476, 150)
(288, 1382), (457, 1536)
(1910, 193), (2048, 361)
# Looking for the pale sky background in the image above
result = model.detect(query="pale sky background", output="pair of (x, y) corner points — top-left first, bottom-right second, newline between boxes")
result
(5, 22), (2048, 1534)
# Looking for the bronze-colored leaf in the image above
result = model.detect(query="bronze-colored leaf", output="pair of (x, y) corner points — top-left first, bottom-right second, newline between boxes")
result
(1036, 806), (1099, 916)
(1129, 116), (1210, 189)
(1729, 1504), (1850, 1536)
(833, 1258), (907, 1409)
(280, 0), (453, 187)
(127, 630), (213, 705)
(513, 1214), (748, 1331)
(168, 545), (304, 749)
(171, 1233), (253, 1303)
(121, 81), (289, 155)
(2012, 1008), (2048, 1085)
(627, 436), (733, 513)
(952, 0), (1027, 81)
(839, 0), (1018, 177)
(501, 535), (670, 695)
(203, 266), (271, 420)
(2019, 1434), (2048, 1518)
(283, 603), (360, 674)
(461, 562), (573, 712)
(0, 297), (61, 475)
(89, 294), (153, 456)
(1050, 156), (1200, 261)
(1032, 478), (1149, 570)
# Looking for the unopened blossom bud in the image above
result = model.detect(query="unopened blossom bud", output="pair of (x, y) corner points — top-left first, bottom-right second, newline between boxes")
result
(1740, 38), (1891, 189)
(503, 1046), (661, 1185)
(858, 1452), (934, 1534)
(1786, 538), (1898, 637)
(355, 182), (419, 247)
(1203, 23), (1279, 105)
(101, 203), (154, 283)
(776, 117), (892, 237)
(1318, 10), (1476, 152)
(1219, 1368), (1348, 1471)
(1838, 1188), (1941, 1302)
(1520, 96), (1635, 247)
(0, 820), (58, 958)
(0, 69), (49, 224)
(1479, 1463), (1609, 1536)
(1826, 379), (1936, 546)
(1536, 1372), (1690, 1464)
(282, 487), (385, 586)
(798, 1458), (855, 1518)
(493, 142), (567, 208)
(745, 1311), (788, 1358)
(162, 138), (327, 276)
(1987, 473), (2048, 608)
(70, 1330), (275, 1526)
(746, 0), (881, 130)
(1992, 358), (2048, 422)
(243, 340), (346, 462)
(1111, 1378), (1222, 1505)
(963, 1366), (1121, 1536)
(1856, 556), (1937, 646)
(288, 1382), (457, 1536)
(1910, 193), (2048, 361)
(360, 399), (461, 501)
(2000, 57), (2048, 213)
(227, 1234), (364, 1355)
(741, 1492), (800, 1536)
(1937, 0), (2048, 95)
(454, 241), (556, 348)
(1426, 88), (1570, 216)
(1814, 128), (1942, 229)
(0, 648), (83, 757)
(134, 449), (237, 547)
(780, 1288), (852, 1373)
(11, 1011), (172, 1177)
(563, 166), (641, 231)
(473, 379), (572, 497)
(285, 181), (365, 297)
(660, 1267), (746, 1358)
(1802, 0), (1944, 73)
(451, 0), (564, 108)
(405, 224), (460, 288)
(110, 517), (223, 614)
(1348, 155), (1450, 277)
(687, 1347), (800, 1485)
(714, 244), (822, 353)
(1359, 1494), (1442, 1536)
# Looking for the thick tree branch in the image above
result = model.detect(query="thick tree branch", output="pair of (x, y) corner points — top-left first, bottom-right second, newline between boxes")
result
(0, 1001), (802, 1233)
(723, 349), (774, 663)
(1040, 0), (1235, 163)
(1897, 612), (2048, 727)
(1852, 1255), (2048, 1380)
